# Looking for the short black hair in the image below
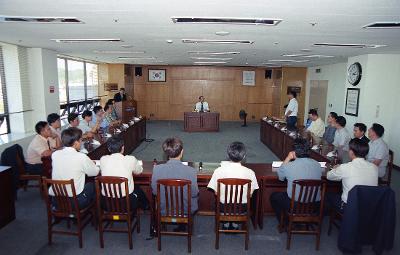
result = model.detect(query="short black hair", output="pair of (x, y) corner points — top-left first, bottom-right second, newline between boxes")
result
(93, 106), (103, 114)
(67, 113), (79, 124)
(336, 116), (346, 127)
(288, 91), (297, 98)
(106, 99), (114, 105)
(227, 142), (246, 162)
(371, 123), (385, 137)
(61, 127), (82, 147)
(293, 138), (310, 158)
(35, 121), (48, 134)
(308, 109), (318, 116)
(162, 137), (183, 159)
(120, 88), (125, 91)
(329, 112), (338, 120)
(104, 104), (110, 112)
(349, 138), (369, 158)
(107, 135), (124, 154)
(47, 113), (60, 125)
(354, 123), (367, 133)
(199, 96), (204, 100)
(82, 110), (92, 118)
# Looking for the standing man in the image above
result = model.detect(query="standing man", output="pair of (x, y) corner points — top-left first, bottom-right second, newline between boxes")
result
(195, 96), (210, 112)
(114, 88), (127, 102)
(284, 91), (298, 130)
(367, 123), (390, 178)
(353, 123), (369, 143)
(307, 109), (325, 145)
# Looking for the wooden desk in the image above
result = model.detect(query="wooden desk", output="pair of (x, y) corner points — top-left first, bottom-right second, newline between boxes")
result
(0, 166), (15, 229)
(184, 112), (219, 132)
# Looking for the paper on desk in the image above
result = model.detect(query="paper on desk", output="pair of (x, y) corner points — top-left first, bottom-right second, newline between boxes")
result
(281, 127), (287, 131)
(326, 151), (335, 157)
(115, 129), (122, 133)
(105, 133), (112, 138)
(312, 145), (319, 150)
(122, 123), (129, 128)
(92, 139), (101, 146)
(182, 162), (188, 166)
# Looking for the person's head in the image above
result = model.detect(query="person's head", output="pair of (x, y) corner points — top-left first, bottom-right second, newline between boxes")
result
(293, 138), (310, 158)
(335, 116), (346, 128)
(82, 110), (93, 122)
(327, 112), (338, 125)
(107, 135), (125, 154)
(368, 123), (385, 140)
(47, 113), (61, 129)
(67, 113), (79, 127)
(353, 123), (367, 139)
(61, 127), (83, 150)
(348, 138), (369, 160)
(227, 142), (246, 163)
(287, 91), (297, 100)
(35, 121), (52, 138)
(106, 99), (114, 106)
(162, 137), (183, 160)
(308, 109), (318, 121)
(120, 88), (125, 94)
(199, 96), (204, 102)
(104, 104), (112, 113)
(93, 106), (103, 116)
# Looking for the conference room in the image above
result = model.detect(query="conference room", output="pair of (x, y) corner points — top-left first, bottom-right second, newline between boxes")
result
(0, 0), (399, 254)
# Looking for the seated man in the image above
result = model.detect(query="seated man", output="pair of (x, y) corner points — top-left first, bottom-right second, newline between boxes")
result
(327, 138), (378, 212)
(367, 123), (390, 178)
(207, 142), (259, 229)
(333, 116), (351, 162)
(100, 136), (148, 210)
(323, 112), (338, 144)
(194, 96), (210, 112)
(104, 104), (120, 127)
(106, 99), (119, 120)
(78, 110), (100, 137)
(270, 138), (322, 223)
(92, 105), (108, 130)
(353, 123), (369, 143)
(65, 113), (80, 129)
(306, 109), (325, 145)
(50, 127), (99, 209)
(25, 121), (54, 175)
(47, 113), (62, 150)
(151, 137), (199, 230)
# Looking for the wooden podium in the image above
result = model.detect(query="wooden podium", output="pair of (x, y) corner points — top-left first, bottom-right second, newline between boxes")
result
(115, 100), (137, 123)
(184, 112), (220, 132)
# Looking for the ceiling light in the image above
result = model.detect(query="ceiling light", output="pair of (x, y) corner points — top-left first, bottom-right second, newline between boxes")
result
(281, 54), (308, 57)
(313, 43), (386, 48)
(121, 45), (133, 48)
(182, 39), (254, 44)
(188, 51), (240, 55)
(172, 17), (282, 26)
(166, 39), (173, 43)
(193, 61), (227, 64)
(190, 57), (232, 60)
(215, 31), (230, 36)
(118, 57), (155, 60)
(93, 50), (145, 54)
(363, 22), (400, 29)
(303, 54), (334, 58)
(0, 15), (83, 23)
(51, 38), (121, 43)
(300, 49), (312, 52)
(268, 59), (310, 63)
(282, 54), (334, 58)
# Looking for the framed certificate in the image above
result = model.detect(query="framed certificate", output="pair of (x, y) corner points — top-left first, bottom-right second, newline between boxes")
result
(345, 88), (360, 116)
(148, 69), (166, 82)
(242, 71), (256, 86)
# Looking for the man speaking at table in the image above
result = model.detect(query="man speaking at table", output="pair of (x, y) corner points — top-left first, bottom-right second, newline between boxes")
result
(194, 96), (210, 112)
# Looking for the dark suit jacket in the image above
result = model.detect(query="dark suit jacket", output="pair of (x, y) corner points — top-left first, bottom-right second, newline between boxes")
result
(114, 92), (127, 102)
(360, 136), (370, 144)
(1, 144), (24, 197)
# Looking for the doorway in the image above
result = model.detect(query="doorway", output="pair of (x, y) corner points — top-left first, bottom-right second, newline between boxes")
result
(309, 80), (328, 121)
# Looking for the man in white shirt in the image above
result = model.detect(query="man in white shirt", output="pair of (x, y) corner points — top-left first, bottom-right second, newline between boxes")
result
(100, 136), (148, 210)
(367, 123), (390, 178)
(327, 138), (378, 212)
(195, 96), (210, 112)
(25, 121), (54, 175)
(47, 113), (62, 149)
(284, 91), (298, 130)
(78, 110), (100, 137)
(333, 116), (351, 162)
(307, 109), (325, 145)
(50, 127), (99, 209)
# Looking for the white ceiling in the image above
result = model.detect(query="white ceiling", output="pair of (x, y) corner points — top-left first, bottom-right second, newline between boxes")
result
(0, 0), (400, 67)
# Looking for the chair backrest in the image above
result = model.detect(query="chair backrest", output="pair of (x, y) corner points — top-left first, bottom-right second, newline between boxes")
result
(95, 176), (131, 215)
(42, 177), (79, 217)
(216, 178), (251, 216)
(386, 150), (394, 185)
(156, 179), (191, 218)
(289, 179), (326, 216)
(15, 152), (28, 176)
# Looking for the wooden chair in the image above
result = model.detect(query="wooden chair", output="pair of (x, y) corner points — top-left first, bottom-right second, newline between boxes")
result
(42, 177), (96, 248)
(215, 178), (251, 250)
(156, 179), (192, 253)
(16, 152), (41, 192)
(95, 176), (140, 249)
(280, 180), (326, 250)
(379, 149), (394, 186)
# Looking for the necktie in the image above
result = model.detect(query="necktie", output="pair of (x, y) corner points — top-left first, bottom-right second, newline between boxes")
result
(47, 140), (51, 150)
(200, 102), (204, 112)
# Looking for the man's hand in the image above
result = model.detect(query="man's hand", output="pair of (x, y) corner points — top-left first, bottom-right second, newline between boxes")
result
(283, 151), (296, 164)
(42, 150), (52, 157)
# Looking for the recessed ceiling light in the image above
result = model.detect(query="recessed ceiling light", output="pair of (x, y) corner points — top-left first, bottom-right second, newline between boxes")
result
(268, 59), (310, 63)
(121, 45), (133, 48)
(303, 54), (334, 58)
(282, 53), (334, 58)
(190, 57), (232, 60)
(118, 57), (155, 60)
(363, 22), (400, 29)
(193, 61), (227, 64)
(172, 17), (282, 26)
(182, 39), (254, 44)
(51, 38), (121, 43)
(166, 39), (173, 43)
(188, 51), (240, 55)
(313, 43), (386, 48)
(215, 31), (230, 36)
(281, 54), (308, 57)
(0, 15), (83, 23)
(300, 49), (312, 52)
(93, 50), (145, 54)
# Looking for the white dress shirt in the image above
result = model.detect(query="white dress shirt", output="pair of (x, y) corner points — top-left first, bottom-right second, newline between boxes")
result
(78, 120), (95, 134)
(333, 127), (351, 151)
(307, 117), (325, 138)
(100, 153), (143, 197)
(50, 147), (99, 196)
(26, 134), (51, 164)
(285, 98), (298, 117)
(327, 158), (378, 203)
(367, 138), (390, 177)
(195, 101), (209, 112)
(207, 161), (259, 203)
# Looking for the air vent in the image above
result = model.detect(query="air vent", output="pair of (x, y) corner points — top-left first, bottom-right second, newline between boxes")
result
(363, 22), (400, 29)
(172, 17), (282, 26)
(51, 38), (121, 43)
(182, 39), (254, 44)
(188, 51), (240, 55)
(0, 15), (83, 23)
(93, 50), (145, 54)
(313, 43), (386, 48)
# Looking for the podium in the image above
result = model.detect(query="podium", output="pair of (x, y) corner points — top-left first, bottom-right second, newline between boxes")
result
(115, 100), (137, 123)
(184, 112), (220, 132)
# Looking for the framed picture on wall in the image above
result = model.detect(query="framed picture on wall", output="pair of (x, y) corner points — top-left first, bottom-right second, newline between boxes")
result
(148, 69), (166, 82)
(345, 88), (360, 116)
(242, 70), (256, 86)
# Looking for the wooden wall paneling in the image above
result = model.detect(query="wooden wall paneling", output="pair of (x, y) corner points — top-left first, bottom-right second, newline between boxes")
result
(170, 80), (205, 105)
(170, 66), (210, 80)
(246, 103), (273, 121)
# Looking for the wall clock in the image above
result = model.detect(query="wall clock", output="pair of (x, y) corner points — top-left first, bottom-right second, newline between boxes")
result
(347, 62), (362, 86)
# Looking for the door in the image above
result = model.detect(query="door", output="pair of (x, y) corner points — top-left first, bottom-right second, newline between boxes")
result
(309, 80), (328, 121)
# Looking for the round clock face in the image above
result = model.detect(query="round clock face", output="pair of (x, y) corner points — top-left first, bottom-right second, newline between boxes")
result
(347, 62), (362, 86)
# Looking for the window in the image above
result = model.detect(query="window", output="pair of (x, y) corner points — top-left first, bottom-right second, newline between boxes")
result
(0, 47), (10, 135)
(86, 63), (99, 99)
(67, 59), (85, 102)
(57, 58), (67, 104)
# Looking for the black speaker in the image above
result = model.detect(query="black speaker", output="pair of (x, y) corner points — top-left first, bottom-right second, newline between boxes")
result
(135, 66), (142, 77)
(265, 69), (272, 79)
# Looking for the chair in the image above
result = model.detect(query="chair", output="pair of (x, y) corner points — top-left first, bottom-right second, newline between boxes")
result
(16, 151), (42, 192)
(95, 176), (140, 249)
(327, 206), (343, 236)
(156, 179), (192, 253)
(42, 177), (96, 248)
(379, 149), (393, 186)
(279, 180), (326, 250)
(215, 178), (251, 250)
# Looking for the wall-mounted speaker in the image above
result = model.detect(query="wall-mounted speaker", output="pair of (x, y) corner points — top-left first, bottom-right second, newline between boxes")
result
(265, 69), (272, 79)
(135, 66), (142, 77)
